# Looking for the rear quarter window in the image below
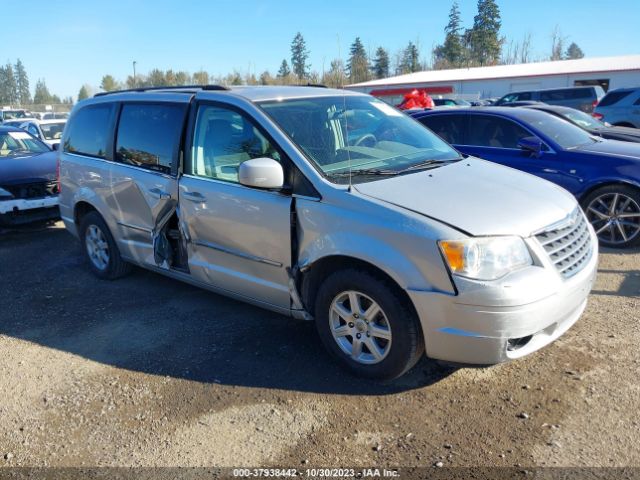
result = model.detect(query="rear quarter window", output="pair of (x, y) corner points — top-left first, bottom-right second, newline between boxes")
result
(64, 104), (115, 158)
(598, 90), (633, 107)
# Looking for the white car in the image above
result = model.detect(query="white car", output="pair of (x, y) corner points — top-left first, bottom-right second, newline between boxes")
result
(11, 119), (67, 148)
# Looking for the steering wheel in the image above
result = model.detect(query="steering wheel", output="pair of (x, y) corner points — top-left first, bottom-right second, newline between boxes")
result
(354, 133), (377, 148)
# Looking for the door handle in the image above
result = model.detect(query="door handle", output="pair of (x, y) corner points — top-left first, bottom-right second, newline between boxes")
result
(183, 191), (207, 202)
(148, 188), (171, 199)
(542, 168), (559, 174)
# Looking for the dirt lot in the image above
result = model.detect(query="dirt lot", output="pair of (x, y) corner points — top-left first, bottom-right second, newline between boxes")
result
(0, 221), (639, 472)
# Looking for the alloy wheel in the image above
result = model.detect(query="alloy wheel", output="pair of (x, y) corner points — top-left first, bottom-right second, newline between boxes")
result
(85, 224), (110, 271)
(329, 290), (392, 365)
(586, 192), (640, 245)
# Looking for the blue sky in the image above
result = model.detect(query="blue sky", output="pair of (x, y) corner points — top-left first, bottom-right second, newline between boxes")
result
(3, 0), (639, 99)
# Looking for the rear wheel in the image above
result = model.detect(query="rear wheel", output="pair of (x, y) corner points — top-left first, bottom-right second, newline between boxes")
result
(79, 211), (132, 279)
(582, 185), (640, 248)
(314, 269), (424, 380)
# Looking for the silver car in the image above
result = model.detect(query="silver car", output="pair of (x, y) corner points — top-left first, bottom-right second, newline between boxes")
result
(59, 86), (598, 380)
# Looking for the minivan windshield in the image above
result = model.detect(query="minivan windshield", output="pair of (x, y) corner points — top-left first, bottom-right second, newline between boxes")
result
(260, 95), (461, 183)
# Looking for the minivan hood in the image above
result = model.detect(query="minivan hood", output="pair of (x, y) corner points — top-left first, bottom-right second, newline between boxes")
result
(355, 158), (577, 237)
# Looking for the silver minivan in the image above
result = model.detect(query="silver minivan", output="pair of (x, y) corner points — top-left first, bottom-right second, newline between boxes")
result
(59, 86), (598, 380)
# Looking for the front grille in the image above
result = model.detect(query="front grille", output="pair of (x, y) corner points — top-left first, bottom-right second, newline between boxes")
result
(0, 181), (59, 199)
(535, 209), (593, 279)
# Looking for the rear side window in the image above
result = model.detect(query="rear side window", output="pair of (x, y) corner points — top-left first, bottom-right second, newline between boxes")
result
(467, 115), (530, 149)
(64, 104), (114, 158)
(418, 114), (465, 144)
(598, 90), (633, 107)
(115, 103), (186, 174)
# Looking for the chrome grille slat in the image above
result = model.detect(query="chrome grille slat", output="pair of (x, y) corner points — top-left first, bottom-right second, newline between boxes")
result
(535, 208), (593, 279)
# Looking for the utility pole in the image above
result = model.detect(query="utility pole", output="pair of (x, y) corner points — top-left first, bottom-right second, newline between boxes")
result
(132, 61), (137, 87)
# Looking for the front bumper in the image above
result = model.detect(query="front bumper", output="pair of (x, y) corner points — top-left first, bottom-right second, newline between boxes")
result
(0, 196), (60, 225)
(408, 231), (599, 365)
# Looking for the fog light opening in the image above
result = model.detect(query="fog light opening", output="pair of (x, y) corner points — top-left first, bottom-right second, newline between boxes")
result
(507, 335), (533, 352)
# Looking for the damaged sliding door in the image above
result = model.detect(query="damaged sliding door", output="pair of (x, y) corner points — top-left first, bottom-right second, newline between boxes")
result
(106, 101), (187, 267)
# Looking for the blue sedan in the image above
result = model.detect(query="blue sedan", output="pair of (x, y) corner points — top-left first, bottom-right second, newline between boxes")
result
(412, 107), (640, 248)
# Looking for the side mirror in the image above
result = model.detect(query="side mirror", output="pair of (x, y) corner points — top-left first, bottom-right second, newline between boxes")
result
(51, 143), (59, 151)
(238, 158), (284, 189)
(518, 136), (543, 157)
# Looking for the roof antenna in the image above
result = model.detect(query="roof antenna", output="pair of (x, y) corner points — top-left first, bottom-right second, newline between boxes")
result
(337, 33), (353, 193)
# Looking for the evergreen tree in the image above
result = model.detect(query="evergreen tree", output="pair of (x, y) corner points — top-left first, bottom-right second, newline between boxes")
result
(33, 79), (52, 105)
(14, 59), (30, 105)
(290, 32), (310, 80)
(1, 62), (18, 105)
(147, 69), (167, 86)
(468, 0), (503, 65)
(175, 71), (190, 85)
(441, 2), (465, 67)
(77, 85), (89, 102)
(277, 59), (291, 78)
(100, 74), (119, 92)
(398, 42), (421, 74)
(347, 37), (370, 84)
(565, 42), (584, 59)
(164, 70), (177, 86)
(371, 47), (390, 79)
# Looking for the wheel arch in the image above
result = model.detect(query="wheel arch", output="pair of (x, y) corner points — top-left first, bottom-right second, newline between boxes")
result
(299, 255), (421, 324)
(578, 180), (640, 205)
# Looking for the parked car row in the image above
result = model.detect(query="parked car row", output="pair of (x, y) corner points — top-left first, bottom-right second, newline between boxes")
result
(2, 118), (67, 148)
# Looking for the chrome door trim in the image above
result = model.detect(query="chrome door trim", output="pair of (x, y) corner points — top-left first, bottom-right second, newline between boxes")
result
(193, 240), (283, 268)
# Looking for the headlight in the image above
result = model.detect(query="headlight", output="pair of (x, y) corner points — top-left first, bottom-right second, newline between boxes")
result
(439, 236), (532, 281)
(0, 187), (14, 199)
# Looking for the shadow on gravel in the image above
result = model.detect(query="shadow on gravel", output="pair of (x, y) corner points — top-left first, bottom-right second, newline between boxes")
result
(0, 224), (455, 396)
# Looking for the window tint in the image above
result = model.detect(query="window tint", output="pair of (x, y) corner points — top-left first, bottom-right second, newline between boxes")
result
(516, 92), (532, 101)
(115, 103), (185, 174)
(190, 105), (281, 183)
(64, 104), (114, 158)
(598, 90), (633, 107)
(540, 89), (592, 101)
(419, 114), (465, 144)
(467, 115), (531, 148)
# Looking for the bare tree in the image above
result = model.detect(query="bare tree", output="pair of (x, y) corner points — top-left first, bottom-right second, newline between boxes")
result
(550, 26), (567, 61)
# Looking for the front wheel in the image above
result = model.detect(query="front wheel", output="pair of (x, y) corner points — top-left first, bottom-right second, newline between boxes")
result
(314, 269), (424, 380)
(79, 211), (132, 279)
(582, 185), (640, 248)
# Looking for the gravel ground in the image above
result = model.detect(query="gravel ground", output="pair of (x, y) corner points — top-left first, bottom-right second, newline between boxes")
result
(0, 221), (638, 472)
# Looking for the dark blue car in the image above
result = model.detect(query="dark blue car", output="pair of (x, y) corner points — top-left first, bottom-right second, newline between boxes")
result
(0, 126), (59, 226)
(412, 107), (640, 248)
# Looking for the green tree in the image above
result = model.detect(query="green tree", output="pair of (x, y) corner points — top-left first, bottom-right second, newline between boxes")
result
(77, 85), (89, 102)
(436, 2), (465, 68)
(164, 70), (177, 86)
(259, 70), (274, 85)
(290, 32), (310, 80)
(371, 47), (390, 79)
(192, 70), (209, 85)
(100, 74), (119, 92)
(468, 0), (503, 65)
(33, 79), (52, 104)
(565, 42), (584, 60)
(347, 37), (370, 84)
(0, 63), (18, 105)
(398, 42), (421, 74)
(277, 59), (291, 78)
(14, 59), (31, 105)
(62, 96), (74, 105)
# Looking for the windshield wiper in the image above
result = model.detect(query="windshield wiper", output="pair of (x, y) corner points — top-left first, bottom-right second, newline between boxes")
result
(328, 168), (399, 178)
(398, 158), (462, 173)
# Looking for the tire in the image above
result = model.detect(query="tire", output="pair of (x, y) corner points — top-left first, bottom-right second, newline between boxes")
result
(581, 184), (640, 248)
(79, 211), (132, 279)
(314, 269), (424, 380)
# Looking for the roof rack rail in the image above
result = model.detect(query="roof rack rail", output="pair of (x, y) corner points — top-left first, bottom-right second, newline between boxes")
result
(294, 83), (328, 88)
(94, 84), (229, 97)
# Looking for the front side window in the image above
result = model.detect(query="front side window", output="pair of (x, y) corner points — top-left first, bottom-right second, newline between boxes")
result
(260, 95), (460, 183)
(189, 105), (281, 183)
(115, 103), (185, 174)
(467, 115), (531, 148)
(64, 104), (114, 158)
